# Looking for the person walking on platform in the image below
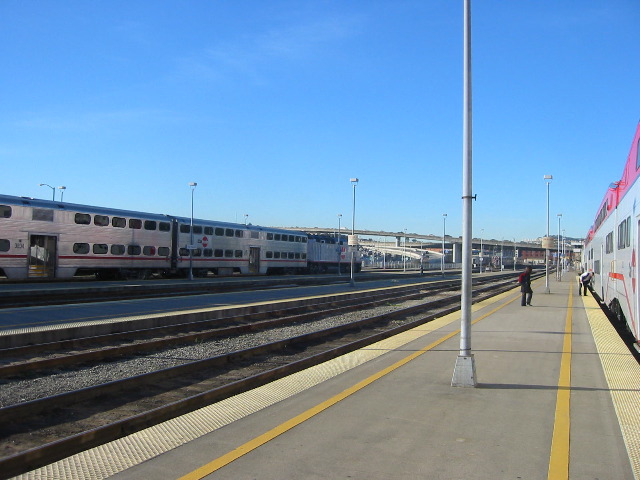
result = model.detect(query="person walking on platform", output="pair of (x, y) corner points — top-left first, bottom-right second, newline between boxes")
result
(579, 270), (594, 296)
(518, 265), (533, 306)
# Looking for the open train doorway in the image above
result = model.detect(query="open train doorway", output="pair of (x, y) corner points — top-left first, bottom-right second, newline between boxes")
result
(28, 235), (57, 278)
(249, 247), (260, 274)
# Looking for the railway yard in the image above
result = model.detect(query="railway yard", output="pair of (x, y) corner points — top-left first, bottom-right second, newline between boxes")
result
(0, 270), (526, 478)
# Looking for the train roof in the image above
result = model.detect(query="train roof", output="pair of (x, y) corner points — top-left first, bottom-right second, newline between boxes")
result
(0, 194), (306, 236)
(586, 121), (640, 243)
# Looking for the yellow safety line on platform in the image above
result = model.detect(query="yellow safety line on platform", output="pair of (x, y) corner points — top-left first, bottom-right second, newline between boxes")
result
(178, 292), (520, 480)
(583, 294), (640, 478)
(547, 288), (573, 480)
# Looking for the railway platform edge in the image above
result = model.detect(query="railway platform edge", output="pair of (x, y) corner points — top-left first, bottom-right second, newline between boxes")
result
(12, 274), (640, 480)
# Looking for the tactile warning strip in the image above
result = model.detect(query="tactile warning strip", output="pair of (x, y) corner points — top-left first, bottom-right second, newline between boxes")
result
(11, 290), (515, 480)
(582, 295), (640, 479)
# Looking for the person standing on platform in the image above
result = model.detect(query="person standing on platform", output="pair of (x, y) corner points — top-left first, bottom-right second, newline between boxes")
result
(579, 270), (594, 296)
(518, 265), (533, 306)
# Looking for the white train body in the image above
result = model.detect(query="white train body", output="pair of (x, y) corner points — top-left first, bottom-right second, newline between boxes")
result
(583, 122), (640, 348)
(0, 195), (359, 279)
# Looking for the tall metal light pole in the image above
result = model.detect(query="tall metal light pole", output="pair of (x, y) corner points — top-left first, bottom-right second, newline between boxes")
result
(337, 214), (342, 275)
(480, 228), (484, 273)
(452, 0), (476, 387)
(244, 214), (249, 225)
(189, 182), (197, 281)
(350, 178), (358, 287)
(441, 213), (447, 276)
(39, 183), (55, 201)
(544, 175), (553, 293)
(557, 213), (562, 281)
(58, 186), (66, 202)
(403, 229), (407, 272)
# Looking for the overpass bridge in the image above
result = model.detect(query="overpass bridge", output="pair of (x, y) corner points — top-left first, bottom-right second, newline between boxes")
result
(280, 227), (548, 264)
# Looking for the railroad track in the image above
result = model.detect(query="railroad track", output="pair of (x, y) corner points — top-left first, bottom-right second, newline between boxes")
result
(0, 273), (533, 478)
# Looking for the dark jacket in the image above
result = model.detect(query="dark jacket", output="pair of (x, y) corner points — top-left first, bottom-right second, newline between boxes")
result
(519, 270), (532, 293)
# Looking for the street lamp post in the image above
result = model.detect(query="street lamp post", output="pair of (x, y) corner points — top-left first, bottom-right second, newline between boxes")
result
(442, 213), (447, 276)
(544, 175), (553, 293)
(403, 229), (407, 272)
(557, 213), (562, 281)
(350, 178), (359, 286)
(480, 228), (484, 273)
(39, 183), (55, 201)
(244, 214), (249, 225)
(337, 213), (342, 275)
(58, 186), (66, 202)
(189, 182), (197, 281)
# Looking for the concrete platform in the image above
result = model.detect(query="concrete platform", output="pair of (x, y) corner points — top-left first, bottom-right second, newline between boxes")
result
(13, 273), (640, 479)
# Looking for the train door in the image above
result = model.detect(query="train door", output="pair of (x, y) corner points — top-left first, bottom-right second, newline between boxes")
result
(28, 235), (57, 278)
(249, 247), (260, 274)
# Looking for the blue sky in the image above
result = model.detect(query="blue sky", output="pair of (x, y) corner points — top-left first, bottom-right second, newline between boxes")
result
(1, 1), (638, 242)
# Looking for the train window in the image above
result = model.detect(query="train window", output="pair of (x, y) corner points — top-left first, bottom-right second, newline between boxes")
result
(128, 245), (141, 255)
(179, 248), (188, 256)
(111, 244), (125, 255)
(204, 227), (214, 235)
(214, 249), (223, 257)
(112, 217), (126, 228)
(73, 243), (90, 254)
(0, 239), (10, 252)
(0, 205), (11, 218)
(193, 226), (203, 234)
(295, 253), (300, 259)
(94, 215), (109, 227)
(288, 252), (295, 259)
(302, 237), (307, 243)
(266, 233), (274, 240)
(301, 253), (307, 259)
(93, 244), (108, 254)
(215, 227), (224, 236)
(33, 208), (54, 222)
(159, 222), (171, 232)
(225, 229), (234, 237)
(180, 224), (190, 233)
(618, 220), (627, 250)
(266, 251), (273, 259)
(235, 250), (243, 258)
(158, 247), (170, 256)
(224, 249), (233, 257)
(192, 248), (202, 257)
(289, 235), (295, 242)
(144, 221), (157, 231)
(143, 246), (156, 255)
(605, 232), (614, 254)
(274, 252), (281, 259)
(129, 219), (142, 229)
(295, 236), (302, 243)
(274, 234), (281, 241)
(203, 248), (213, 257)
(251, 231), (259, 239)
(75, 213), (91, 225)
(235, 230), (243, 238)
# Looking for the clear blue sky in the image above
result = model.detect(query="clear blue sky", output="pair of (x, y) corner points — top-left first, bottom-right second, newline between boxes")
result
(1, 1), (638, 242)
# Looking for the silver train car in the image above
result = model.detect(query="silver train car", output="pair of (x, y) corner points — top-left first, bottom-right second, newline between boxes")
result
(0, 194), (361, 280)
(583, 122), (640, 350)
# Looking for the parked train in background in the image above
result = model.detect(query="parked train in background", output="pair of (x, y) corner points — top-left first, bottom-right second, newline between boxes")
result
(583, 121), (640, 351)
(0, 194), (361, 280)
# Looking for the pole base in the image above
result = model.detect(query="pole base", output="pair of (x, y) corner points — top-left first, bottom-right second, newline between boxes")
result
(452, 354), (477, 387)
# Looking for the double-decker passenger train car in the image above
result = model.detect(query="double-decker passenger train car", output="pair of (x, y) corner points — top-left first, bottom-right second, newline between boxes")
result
(583, 121), (640, 351)
(0, 194), (361, 280)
